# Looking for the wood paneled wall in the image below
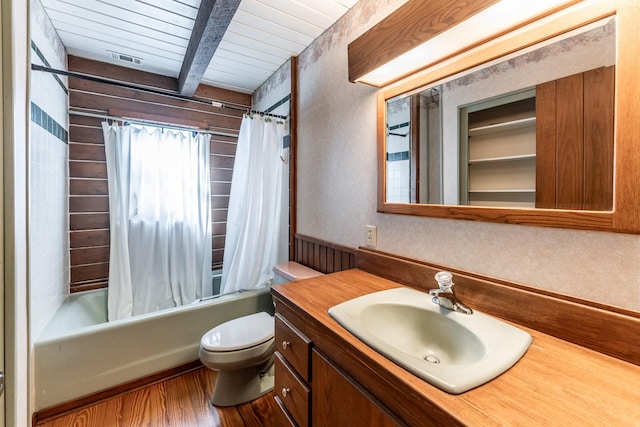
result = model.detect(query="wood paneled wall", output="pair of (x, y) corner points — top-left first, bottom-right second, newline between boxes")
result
(294, 234), (356, 274)
(68, 56), (250, 292)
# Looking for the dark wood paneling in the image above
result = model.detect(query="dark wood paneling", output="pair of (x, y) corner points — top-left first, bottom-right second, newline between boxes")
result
(69, 125), (104, 144)
(71, 263), (109, 284)
(211, 182), (231, 195)
(294, 234), (355, 274)
(536, 66), (614, 211)
(70, 91), (242, 130)
(211, 140), (237, 155)
(210, 168), (233, 182)
(69, 196), (109, 213)
(211, 209), (228, 222)
(212, 235), (225, 246)
(212, 249), (224, 266)
(70, 179), (109, 196)
(556, 73), (584, 210)
(212, 222), (226, 236)
(211, 196), (229, 209)
(69, 161), (107, 179)
(535, 81), (557, 209)
(583, 66), (614, 211)
(211, 155), (235, 169)
(67, 56), (246, 291)
(70, 213), (110, 231)
(70, 246), (110, 266)
(69, 143), (106, 161)
(70, 230), (110, 248)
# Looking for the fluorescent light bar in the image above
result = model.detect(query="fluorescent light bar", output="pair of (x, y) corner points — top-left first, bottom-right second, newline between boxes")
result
(357, 0), (574, 86)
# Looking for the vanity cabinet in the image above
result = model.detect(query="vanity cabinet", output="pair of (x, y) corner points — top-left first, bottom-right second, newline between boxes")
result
(311, 350), (401, 427)
(274, 313), (311, 426)
(273, 312), (402, 426)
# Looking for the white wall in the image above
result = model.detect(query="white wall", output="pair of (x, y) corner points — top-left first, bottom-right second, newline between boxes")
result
(3, 0), (32, 424)
(29, 0), (69, 340)
(286, 0), (640, 311)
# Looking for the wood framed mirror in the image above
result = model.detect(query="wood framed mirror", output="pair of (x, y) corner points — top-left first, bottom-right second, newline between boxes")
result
(377, 0), (640, 233)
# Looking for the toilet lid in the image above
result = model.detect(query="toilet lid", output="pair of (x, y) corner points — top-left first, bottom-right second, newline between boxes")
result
(201, 312), (274, 352)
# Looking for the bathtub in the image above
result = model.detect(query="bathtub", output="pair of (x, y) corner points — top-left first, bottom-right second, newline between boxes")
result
(33, 287), (274, 411)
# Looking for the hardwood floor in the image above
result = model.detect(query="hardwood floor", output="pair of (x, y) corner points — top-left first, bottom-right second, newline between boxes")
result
(37, 367), (276, 427)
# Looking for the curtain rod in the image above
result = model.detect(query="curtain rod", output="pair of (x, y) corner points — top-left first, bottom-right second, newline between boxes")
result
(31, 64), (288, 120)
(69, 110), (239, 138)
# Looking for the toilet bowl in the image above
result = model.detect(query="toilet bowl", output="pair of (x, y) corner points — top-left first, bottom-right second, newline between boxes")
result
(199, 262), (323, 407)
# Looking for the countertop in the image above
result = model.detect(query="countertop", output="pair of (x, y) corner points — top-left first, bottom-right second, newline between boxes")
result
(272, 269), (640, 426)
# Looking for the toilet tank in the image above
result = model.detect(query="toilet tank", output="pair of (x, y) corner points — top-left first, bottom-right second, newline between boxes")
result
(273, 262), (323, 284)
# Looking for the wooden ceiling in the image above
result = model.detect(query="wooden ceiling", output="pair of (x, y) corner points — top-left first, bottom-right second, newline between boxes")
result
(40, 0), (359, 94)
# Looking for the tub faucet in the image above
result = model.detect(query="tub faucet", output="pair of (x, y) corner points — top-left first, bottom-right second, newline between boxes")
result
(429, 271), (473, 315)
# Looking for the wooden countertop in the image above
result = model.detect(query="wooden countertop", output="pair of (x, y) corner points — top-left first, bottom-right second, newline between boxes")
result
(272, 269), (640, 427)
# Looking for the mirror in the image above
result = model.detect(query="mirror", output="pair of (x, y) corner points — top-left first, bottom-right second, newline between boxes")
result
(384, 18), (615, 209)
(377, 1), (640, 233)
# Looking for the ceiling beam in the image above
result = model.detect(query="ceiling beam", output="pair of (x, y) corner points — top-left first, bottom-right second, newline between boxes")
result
(178, 0), (241, 96)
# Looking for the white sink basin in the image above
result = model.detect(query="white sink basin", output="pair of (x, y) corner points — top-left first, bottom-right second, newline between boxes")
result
(328, 287), (531, 394)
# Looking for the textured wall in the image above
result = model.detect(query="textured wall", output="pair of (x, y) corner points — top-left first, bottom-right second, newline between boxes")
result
(291, 1), (640, 311)
(30, 0), (70, 340)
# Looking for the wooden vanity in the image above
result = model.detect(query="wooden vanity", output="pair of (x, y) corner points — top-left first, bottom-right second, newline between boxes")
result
(271, 249), (640, 426)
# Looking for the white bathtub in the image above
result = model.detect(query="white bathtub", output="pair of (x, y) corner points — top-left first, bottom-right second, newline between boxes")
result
(33, 287), (274, 411)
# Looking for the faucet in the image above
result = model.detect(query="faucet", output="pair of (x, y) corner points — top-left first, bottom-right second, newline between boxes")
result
(429, 271), (473, 315)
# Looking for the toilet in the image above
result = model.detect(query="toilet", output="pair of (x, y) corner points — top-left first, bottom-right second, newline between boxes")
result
(199, 262), (323, 407)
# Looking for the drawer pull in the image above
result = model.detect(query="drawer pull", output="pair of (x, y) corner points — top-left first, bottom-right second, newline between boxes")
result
(282, 340), (291, 350)
(282, 387), (291, 397)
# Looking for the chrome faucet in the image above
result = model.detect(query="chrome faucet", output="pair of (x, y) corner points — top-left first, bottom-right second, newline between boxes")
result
(429, 271), (473, 315)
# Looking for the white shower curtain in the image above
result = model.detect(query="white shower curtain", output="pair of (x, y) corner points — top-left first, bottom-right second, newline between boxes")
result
(221, 115), (285, 293)
(102, 123), (212, 320)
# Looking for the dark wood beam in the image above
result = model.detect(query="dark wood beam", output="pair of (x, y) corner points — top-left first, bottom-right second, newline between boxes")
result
(178, 0), (241, 96)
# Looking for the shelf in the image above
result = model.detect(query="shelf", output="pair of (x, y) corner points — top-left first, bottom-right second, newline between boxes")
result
(468, 117), (536, 136)
(468, 154), (536, 164)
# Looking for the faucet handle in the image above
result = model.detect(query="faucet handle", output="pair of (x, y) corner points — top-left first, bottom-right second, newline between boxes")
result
(434, 271), (454, 291)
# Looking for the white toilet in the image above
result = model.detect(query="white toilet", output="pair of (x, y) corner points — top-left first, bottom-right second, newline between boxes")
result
(199, 262), (323, 407)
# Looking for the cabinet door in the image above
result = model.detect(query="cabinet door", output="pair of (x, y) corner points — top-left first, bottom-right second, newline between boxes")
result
(311, 350), (403, 427)
(536, 65), (614, 210)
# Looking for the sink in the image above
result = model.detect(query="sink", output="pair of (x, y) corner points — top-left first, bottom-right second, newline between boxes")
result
(328, 287), (532, 394)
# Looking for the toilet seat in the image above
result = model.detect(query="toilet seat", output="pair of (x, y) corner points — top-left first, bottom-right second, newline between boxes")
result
(201, 312), (274, 352)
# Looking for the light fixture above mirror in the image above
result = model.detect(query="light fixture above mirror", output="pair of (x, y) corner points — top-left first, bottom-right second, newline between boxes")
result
(348, 0), (578, 87)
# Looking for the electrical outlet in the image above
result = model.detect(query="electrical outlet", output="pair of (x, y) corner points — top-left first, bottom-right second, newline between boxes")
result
(366, 225), (377, 247)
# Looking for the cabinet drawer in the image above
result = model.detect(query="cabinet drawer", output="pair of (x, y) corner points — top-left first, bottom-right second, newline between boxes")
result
(274, 395), (297, 427)
(275, 313), (311, 381)
(275, 352), (310, 427)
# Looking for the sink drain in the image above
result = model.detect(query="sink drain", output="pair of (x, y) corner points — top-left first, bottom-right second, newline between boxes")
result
(423, 354), (440, 364)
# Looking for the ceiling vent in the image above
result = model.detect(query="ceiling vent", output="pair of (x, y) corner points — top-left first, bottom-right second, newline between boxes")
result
(108, 50), (143, 65)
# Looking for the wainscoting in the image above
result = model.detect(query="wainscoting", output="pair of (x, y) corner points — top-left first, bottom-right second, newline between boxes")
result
(294, 234), (356, 273)
(67, 56), (250, 292)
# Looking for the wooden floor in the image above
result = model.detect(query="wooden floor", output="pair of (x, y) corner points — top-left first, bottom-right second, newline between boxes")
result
(37, 367), (276, 427)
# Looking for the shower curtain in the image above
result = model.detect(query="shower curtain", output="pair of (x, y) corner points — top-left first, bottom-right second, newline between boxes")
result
(221, 115), (285, 293)
(102, 123), (212, 320)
